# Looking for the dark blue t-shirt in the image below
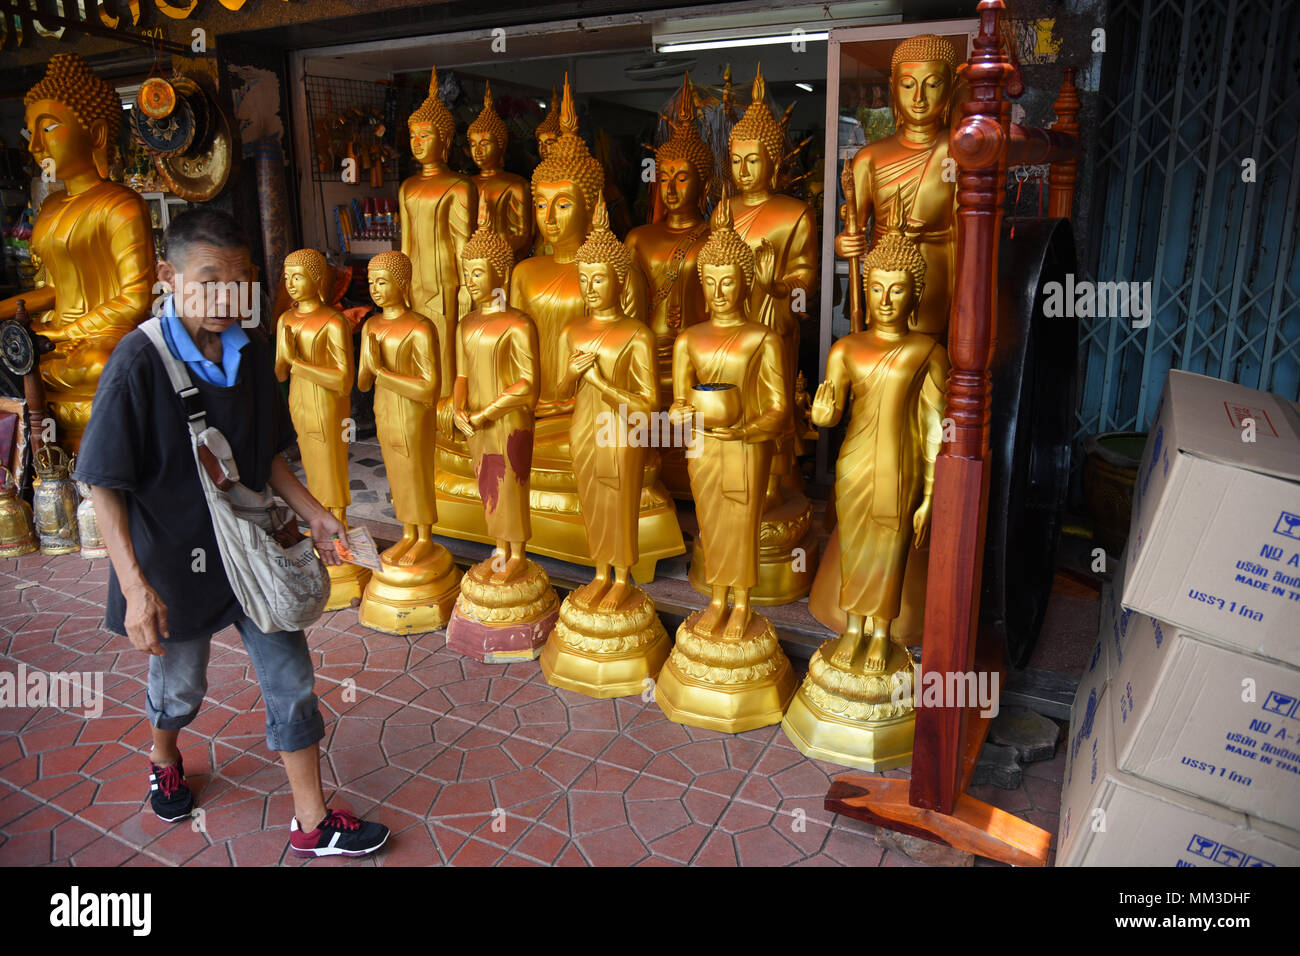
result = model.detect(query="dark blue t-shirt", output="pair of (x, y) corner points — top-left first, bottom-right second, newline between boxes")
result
(72, 325), (295, 640)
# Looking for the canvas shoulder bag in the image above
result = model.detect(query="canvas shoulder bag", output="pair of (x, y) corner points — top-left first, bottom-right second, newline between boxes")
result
(139, 317), (330, 633)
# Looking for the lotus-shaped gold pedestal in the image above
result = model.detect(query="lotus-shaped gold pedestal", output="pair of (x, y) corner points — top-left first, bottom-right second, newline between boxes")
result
(540, 586), (670, 698)
(655, 609), (796, 733)
(446, 557), (559, 662)
(356, 542), (460, 634)
(780, 639), (917, 772)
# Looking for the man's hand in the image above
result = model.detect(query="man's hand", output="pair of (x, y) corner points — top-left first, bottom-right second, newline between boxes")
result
(123, 581), (169, 656)
(309, 511), (348, 566)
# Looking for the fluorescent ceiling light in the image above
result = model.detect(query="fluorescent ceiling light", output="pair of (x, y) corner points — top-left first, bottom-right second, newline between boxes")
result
(796, 82), (814, 92)
(656, 30), (829, 53)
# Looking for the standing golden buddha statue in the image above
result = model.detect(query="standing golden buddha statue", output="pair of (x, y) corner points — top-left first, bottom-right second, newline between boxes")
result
(0, 53), (156, 452)
(541, 199), (670, 697)
(625, 72), (713, 498)
(782, 212), (949, 771)
(399, 67), (476, 399)
(355, 251), (461, 633)
(432, 74), (683, 580)
(469, 82), (533, 262)
(275, 248), (370, 608)
(445, 205), (559, 662)
(655, 201), (796, 732)
(811, 33), (961, 642)
(688, 64), (819, 606)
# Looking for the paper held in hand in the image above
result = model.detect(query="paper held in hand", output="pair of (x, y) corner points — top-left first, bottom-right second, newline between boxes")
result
(335, 526), (382, 571)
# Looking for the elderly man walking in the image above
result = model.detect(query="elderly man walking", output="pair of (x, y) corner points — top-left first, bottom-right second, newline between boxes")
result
(73, 208), (388, 858)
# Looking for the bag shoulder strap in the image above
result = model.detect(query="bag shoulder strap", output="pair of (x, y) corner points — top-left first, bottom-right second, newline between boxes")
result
(139, 315), (208, 439)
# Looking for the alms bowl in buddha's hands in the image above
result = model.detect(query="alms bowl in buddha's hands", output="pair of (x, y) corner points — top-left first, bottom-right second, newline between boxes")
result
(692, 382), (741, 429)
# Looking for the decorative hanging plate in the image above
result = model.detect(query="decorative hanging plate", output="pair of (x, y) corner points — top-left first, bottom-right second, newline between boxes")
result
(138, 77), (177, 119)
(155, 96), (234, 202)
(131, 96), (195, 155)
(0, 321), (33, 378)
(171, 75), (212, 152)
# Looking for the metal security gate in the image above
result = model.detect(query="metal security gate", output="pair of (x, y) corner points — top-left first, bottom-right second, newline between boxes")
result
(1079, 0), (1300, 439)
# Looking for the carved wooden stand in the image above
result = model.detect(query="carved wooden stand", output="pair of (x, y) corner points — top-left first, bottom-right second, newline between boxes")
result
(824, 0), (1080, 867)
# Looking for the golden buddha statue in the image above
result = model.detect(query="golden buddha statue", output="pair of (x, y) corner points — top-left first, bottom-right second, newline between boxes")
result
(654, 200), (795, 732)
(685, 65), (819, 605)
(0, 53), (156, 452)
(834, 33), (959, 339)
(811, 33), (961, 639)
(469, 82), (533, 262)
(534, 87), (560, 161)
(275, 248), (369, 609)
(399, 67), (476, 399)
(445, 204), (559, 662)
(355, 251), (461, 633)
(540, 199), (670, 697)
(625, 72), (713, 498)
(431, 75), (684, 581)
(782, 211), (949, 771)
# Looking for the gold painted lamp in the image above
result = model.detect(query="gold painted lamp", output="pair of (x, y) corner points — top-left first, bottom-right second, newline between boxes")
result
(355, 251), (462, 633)
(538, 198), (671, 697)
(686, 64), (820, 606)
(444, 204), (559, 661)
(274, 248), (371, 610)
(654, 200), (796, 732)
(781, 204), (949, 771)
(0, 53), (157, 453)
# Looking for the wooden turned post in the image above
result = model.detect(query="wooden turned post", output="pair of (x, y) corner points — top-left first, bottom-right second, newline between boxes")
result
(12, 299), (49, 456)
(1049, 67), (1081, 219)
(908, 0), (1012, 816)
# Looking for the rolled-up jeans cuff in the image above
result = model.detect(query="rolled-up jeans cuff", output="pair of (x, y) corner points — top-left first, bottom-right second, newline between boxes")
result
(265, 706), (325, 753)
(149, 710), (200, 732)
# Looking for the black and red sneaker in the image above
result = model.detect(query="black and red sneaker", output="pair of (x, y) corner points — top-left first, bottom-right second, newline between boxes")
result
(148, 757), (193, 823)
(289, 808), (389, 858)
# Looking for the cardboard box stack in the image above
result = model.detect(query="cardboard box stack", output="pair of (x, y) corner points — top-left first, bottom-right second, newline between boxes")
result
(1058, 370), (1300, 866)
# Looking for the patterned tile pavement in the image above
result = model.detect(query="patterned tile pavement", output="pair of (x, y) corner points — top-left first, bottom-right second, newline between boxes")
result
(0, 550), (1074, 867)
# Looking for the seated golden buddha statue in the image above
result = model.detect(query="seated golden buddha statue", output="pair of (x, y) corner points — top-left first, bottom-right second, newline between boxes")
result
(684, 65), (819, 605)
(355, 251), (461, 633)
(399, 66), (476, 400)
(654, 200), (795, 732)
(469, 82), (532, 263)
(625, 72), (713, 498)
(782, 210), (948, 771)
(541, 199), (670, 696)
(0, 53), (156, 452)
(432, 75), (683, 581)
(275, 248), (369, 608)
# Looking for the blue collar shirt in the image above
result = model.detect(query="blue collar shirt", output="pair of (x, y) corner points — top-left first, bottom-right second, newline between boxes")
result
(159, 294), (249, 387)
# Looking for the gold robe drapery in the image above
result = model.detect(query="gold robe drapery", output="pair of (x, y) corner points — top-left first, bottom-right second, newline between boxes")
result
(359, 314), (440, 525)
(277, 307), (354, 510)
(826, 332), (947, 618)
(675, 321), (786, 589)
(457, 309), (540, 542)
(558, 316), (659, 570)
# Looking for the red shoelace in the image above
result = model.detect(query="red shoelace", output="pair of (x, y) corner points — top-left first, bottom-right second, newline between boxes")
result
(154, 763), (184, 797)
(321, 809), (361, 831)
